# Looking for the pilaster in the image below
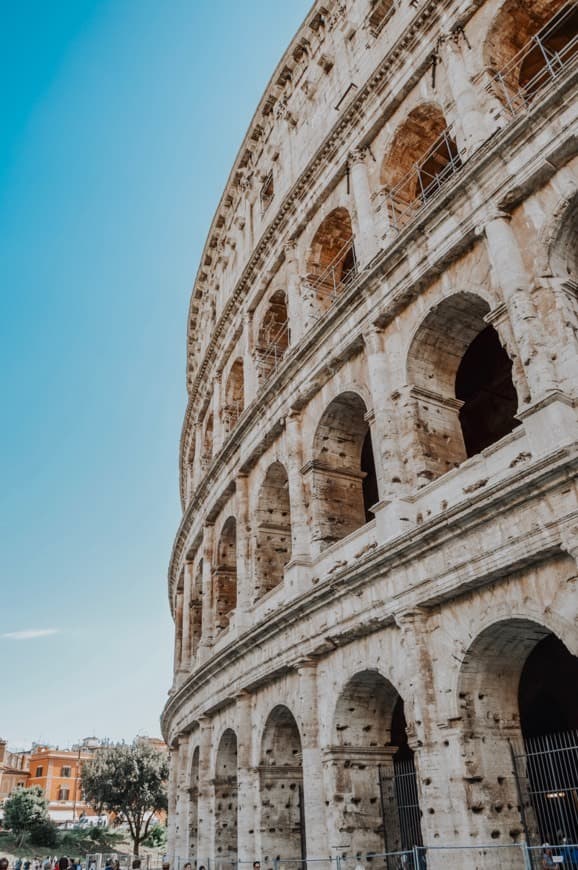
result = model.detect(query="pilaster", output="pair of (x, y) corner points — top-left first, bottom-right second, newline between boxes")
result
(298, 660), (329, 858)
(441, 33), (497, 157)
(284, 411), (313, 594)
(197, 717), (214, 866)
(199, 524), (215, 660)
(485, 211), (578, 454)
(284, 242), (306, 344)
(237, 692), (259, 861)
(349, 148), (380, 266)
(243, 312), (258, 404)
(235, 474), (253, 629)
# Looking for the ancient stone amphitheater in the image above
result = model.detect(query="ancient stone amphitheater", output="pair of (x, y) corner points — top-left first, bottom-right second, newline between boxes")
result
(162, 1), (578, 867)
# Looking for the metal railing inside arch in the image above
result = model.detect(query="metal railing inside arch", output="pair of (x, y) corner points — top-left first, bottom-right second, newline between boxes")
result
(379, 126), (462, 237)
(491, 3), (578, 119)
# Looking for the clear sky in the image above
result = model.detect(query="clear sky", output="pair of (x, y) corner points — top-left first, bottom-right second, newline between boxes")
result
(0, 0), (311, 750)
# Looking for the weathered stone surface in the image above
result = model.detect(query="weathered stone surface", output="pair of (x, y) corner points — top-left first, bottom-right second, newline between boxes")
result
(164, 1), (578, 867)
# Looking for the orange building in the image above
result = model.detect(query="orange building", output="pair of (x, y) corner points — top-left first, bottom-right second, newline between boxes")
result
(27, 738), (101, 823)
(0, 740), (30, 803)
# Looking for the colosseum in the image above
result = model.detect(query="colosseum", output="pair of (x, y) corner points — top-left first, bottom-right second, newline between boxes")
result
(161, 1), (578, 866)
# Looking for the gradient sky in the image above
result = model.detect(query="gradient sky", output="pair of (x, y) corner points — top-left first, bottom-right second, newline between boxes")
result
(0, 0), (311, 750)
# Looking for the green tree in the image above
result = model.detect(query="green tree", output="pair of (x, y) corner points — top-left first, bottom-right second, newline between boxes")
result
(3, 786), (57, 847)
(81, 741), (168, 856)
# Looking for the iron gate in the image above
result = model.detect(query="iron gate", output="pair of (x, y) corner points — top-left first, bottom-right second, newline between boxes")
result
(378, 757), (424, 855)
(511, 729), (578, 846)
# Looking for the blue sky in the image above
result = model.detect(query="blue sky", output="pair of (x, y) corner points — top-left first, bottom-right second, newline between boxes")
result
(0, 0), (311, 749)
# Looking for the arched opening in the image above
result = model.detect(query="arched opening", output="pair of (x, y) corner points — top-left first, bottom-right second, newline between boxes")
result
(407, 292), (520, 485)
(254, 462), (292, 600)
(328, 670), (423, 857)
(201, 413), (213, 470)
(189, 746), (199, 866)
(486, 1), (578, 109)
(312, 392), (378, 550)
(223, 359), (244, 433)
(455, 326), (519, 458)
(259, 706), (305, 863)
(306, 208), (357, 315)
(256, 291), (290, 386)
(190, 560), (203, 662)
(213, 518), (237, 633)
(380, 104), (460, 226)
(459, 619), (578, 849)
(214, 730), (238, 867)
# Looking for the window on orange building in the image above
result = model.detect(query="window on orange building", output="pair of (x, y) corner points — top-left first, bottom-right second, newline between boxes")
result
(61, 766), (71, 777)
(58, 787), (70, 801)
(35, 766), (43, 777)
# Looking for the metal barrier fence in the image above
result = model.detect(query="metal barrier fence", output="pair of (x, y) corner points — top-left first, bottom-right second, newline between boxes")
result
(512, 730), (578, 847)
(172, 844), (578, 870)
(85, 856), (165, 870)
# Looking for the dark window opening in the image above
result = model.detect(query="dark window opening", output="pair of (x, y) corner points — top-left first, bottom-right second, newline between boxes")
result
(519, 634), (578, 740)
(391, 697), (414, 763)
(361, 430), (378, 522)
(455, 325), (519, 457)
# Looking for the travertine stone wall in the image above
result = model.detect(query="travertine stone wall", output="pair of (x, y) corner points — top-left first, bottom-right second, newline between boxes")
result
(164, 0), (578, 867)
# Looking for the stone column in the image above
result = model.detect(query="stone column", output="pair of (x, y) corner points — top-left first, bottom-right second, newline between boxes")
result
(198, 524), (215, 660)
(485, 211), (577, 453)
(167, 746), (179, 864)
(284, 242), (307, 344)
(175, 734), (191, 862)
(441, 34), (497, 156)
(394, 610), (468, 870)
(485, 211), (558, 403)
(243, 312), (259, 403)
(284, 411), (312, 595)
(364, 327), (416, 539)
(197, 717), (214, 867)
(193, 425), (203, 490)
(237, 692), (259, 861)
(298, 660), (329, 858)
(173, 587), (184, 675)
(180, 562), (193, 675)
(235, 474), (252, 630)
(212, 374), (223, 455)
(537, 276), (578, 398)
(349, 147), (380, 267)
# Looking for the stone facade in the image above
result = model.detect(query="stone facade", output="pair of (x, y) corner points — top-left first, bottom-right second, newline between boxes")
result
(162, 1), (578, 867)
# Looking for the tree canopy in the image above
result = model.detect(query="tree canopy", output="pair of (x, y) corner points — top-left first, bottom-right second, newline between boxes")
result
(3, 786), (57, 847)
(81, 741), (168, 855)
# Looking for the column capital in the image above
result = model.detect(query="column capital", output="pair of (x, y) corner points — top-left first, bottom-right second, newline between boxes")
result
(394, 606), (430, 630)
(283, 239), (298, 262)
(363, 324), (385, 355)
(348, 145), (368, 166)
(484, 206), (512, 225)
(560, 522), (578, 563)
